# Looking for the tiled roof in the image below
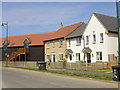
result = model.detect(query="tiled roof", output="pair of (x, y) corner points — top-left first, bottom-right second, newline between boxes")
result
(66, 23), (86, 39)
(1, 22), (83, 47)
(94, 13), (120, 33)
(44, 22), (83, 41)
(1, 32), (55, 47)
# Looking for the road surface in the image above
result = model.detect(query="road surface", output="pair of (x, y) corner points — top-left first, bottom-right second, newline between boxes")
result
(2, 68), (118, 88)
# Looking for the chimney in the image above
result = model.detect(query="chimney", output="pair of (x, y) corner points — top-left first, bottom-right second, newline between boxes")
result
(60, 22), (63, 28)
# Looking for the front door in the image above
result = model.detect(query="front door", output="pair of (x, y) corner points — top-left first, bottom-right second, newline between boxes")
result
(52, 54), (56, 62)
(87, 53), (91, 63)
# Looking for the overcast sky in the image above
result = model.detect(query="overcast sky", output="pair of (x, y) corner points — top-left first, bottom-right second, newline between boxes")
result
(2, 2), (116, 37)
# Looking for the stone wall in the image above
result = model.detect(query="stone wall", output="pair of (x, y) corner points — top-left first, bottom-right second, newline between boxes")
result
(2, 61), (38, 68)
(47, 62), (107, 70)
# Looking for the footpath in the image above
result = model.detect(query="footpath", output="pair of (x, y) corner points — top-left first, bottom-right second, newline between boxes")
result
(47, 68), (113, 76)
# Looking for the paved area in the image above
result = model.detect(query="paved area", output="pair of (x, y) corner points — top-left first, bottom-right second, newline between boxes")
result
(48, 68), (113, 76)
(2, 68), (118, 88)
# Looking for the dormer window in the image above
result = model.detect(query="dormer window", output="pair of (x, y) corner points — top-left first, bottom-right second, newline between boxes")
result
(3, 40), (9, 51)
(23, 39), (31, 48)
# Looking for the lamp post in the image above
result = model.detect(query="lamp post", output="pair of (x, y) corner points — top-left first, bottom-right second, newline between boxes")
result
(2, 22), (8, 67)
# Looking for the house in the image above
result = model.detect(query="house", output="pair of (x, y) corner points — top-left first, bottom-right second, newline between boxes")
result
(44, 22), (83, 62)
(1, 32), (55, 61)
(65, 23), (86, 62)
(66, 13), (119, 63)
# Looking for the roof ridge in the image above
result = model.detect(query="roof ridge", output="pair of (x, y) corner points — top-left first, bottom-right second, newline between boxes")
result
(2, 31), (55, 38)
(58, 22), (83, 30)
(93, 12), (116, 18)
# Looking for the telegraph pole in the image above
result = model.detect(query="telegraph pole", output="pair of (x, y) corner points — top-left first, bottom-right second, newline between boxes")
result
(116, 0), (120, 64)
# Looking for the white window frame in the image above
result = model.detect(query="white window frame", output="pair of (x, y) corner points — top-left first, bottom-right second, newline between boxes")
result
(76, 37), (81, 45)
(46, 42), (50, 48)
(59, 39), (63, 47)
(46, 54), (50, 61)
(59, 53), (63, 61)
(68, 39), (71, 47)
(52, 53), (56, 62)
(86, 36), (89, 45)
(100, 33), (104, 43)
(93, 34), (96, 44)
(96, 52), (102, 60)
(76, 53), (80, 61)
(53, 41), (55, 48)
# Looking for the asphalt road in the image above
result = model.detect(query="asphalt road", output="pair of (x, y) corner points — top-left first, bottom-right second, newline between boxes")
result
(2, 68), (118, 88)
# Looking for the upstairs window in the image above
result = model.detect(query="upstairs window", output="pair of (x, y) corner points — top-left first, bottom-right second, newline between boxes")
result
(86, 36), (89, 45)
(93, 34), (96, 44)
(68, 39), (71, 47)
(53, 41), (55, 48)
(46, 42), (50, 48)
(59, 39), (63, 47)
(76, 37), (81, 45)
(100, 33), (104, 43)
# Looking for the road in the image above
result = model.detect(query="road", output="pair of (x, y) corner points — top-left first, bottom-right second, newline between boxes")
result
(2, 68), (118, 88)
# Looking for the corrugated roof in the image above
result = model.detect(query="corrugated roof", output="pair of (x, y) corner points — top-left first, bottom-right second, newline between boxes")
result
(66, 23), (86, 39)
(94, 13), (120, 33)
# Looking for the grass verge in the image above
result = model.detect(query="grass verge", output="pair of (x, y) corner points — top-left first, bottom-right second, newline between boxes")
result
(4, 66), (113, 81)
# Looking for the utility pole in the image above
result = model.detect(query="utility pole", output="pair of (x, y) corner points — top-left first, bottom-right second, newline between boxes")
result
(116, 0), (120, 64)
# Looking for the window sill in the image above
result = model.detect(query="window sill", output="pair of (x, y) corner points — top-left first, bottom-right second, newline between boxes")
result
(100, 41), (103, 43)
(76, 44), (81, 46)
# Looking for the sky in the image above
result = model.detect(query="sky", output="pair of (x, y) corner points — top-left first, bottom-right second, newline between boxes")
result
(2, 2), (116, 37)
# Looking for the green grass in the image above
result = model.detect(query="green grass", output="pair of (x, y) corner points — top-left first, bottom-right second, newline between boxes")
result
(4, 66), (113, 81)
(90, 69), (112, 72)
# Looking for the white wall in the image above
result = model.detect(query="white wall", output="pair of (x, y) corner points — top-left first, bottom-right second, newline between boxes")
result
(66, 14), (118, 63)
(67, 37), (84, 62)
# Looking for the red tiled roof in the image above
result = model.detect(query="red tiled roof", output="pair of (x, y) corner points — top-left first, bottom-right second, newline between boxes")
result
(1, 32), (55, 47)
(44, 22), (83, 41)
(1, 22), (83, 47)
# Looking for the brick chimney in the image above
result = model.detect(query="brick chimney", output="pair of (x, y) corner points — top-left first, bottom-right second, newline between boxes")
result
(60, 22), (63, 28)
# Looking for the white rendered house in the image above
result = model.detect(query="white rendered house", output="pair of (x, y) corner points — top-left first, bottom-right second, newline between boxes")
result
(66, 13), (118, 63)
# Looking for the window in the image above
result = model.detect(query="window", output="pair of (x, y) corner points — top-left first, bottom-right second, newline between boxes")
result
(53, 41), (55, 48)
(46, 42), (50, 48)
(69, 54), (72, 61)
(86, 36), (89, 45)
(76, 37), (81, 45)
(46, 55), (50, 61)
(96, 52), (102, 60)
(68, 39), (71, 47)
(76, 53), (80, 61)
(59, 40), (63, 47)
(100, 33), (104, 43)
(59, 54), (63, 60)
(93, 35), (96, 44)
